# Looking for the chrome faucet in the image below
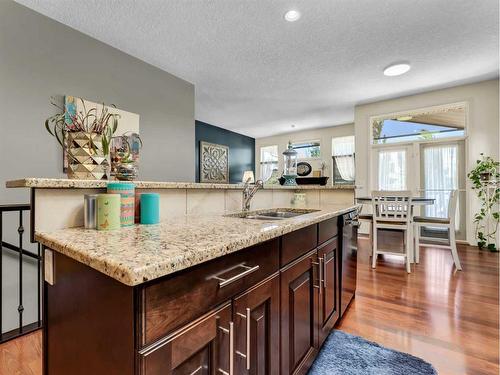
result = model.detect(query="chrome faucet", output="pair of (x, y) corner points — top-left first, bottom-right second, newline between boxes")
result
(242, 179), (264, 211)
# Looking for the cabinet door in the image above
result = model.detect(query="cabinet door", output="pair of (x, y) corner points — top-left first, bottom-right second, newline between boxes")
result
(233, 273), (280, 375)
(139, 302), (232, 375)
(280, 250), (319, 375)
(317, 237), (339, 347)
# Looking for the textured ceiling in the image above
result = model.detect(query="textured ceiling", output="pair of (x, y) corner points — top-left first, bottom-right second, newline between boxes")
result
(16, 0), (499, 138)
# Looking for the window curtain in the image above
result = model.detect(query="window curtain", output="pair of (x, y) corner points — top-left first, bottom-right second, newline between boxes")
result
(423, 145), (459, 228)
(260, 146), (278, 182)
(332, 136), (355, 181)
(378, 149), (406, 190)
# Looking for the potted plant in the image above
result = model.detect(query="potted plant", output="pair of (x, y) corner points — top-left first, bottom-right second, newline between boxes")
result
(45, 97), (119, 180)
(467, 154), (500, 251)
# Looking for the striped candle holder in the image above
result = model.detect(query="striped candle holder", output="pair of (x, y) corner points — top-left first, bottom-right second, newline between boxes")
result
(107, 182), (136, 227)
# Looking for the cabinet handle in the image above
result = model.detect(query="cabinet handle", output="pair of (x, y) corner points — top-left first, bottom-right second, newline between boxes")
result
(323, 257), (327, 288)
(319, 257), (324, 294)
(236, 307), (251, 370)
(218, 322), (234, 375)
(212, 264), (260, 288)
(229, 321), (234, 375)
(311, 259), (321, 292)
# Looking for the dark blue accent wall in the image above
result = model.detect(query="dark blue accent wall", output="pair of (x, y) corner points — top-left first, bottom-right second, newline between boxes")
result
(195, 121), (255, 184)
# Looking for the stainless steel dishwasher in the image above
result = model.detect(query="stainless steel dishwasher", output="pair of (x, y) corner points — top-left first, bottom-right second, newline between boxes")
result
(340, 210), (359, 318)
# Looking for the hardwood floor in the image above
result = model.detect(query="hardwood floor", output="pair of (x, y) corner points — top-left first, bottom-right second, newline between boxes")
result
(0, 237), (498, 374)
(0, 330), (41, 375)
(338, 236), (500, 375)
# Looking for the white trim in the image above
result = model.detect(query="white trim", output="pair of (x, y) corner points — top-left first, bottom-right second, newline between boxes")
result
(367, 101), (471, 244)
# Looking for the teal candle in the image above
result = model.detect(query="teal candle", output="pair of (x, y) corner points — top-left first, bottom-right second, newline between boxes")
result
(140, 193), (160, 224)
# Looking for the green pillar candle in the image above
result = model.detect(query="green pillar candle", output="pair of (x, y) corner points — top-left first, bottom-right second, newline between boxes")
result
(97, 194), (121, 231)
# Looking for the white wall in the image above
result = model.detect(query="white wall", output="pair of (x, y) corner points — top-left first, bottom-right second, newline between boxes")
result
(354, 79), (499, 245)
(255, 124), (354, 182)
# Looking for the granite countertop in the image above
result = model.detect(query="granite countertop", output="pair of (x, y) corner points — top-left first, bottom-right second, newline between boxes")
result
(6, 178), (355, 190)
(35, 203), (359, 286)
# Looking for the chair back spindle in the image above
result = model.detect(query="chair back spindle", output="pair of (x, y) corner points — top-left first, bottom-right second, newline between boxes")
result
(371, 190), (412, 224)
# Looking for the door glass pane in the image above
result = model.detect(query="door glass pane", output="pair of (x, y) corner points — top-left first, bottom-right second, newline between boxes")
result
(423, 145), (460, 231)
(378, 149), (406, 190)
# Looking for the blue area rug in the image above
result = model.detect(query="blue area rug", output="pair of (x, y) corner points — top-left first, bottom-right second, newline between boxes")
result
(308, 330), (438, 375)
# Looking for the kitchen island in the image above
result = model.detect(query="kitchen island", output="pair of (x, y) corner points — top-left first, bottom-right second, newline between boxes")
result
(7, 178), (359, 375)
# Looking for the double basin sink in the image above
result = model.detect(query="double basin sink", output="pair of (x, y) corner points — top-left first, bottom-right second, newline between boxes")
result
(227, 208), (320, 220)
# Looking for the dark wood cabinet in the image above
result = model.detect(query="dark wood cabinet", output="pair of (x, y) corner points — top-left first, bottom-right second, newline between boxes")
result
(280, 250), (319, 375)
(233, 273), (280, 375)
(43, 212), (356, 375)
(141, 239), (279, 346)
(139, 302), (232, 375)
(317, 237), (339, 347)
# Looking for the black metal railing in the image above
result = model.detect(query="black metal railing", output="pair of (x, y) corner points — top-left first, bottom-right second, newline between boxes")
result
(0, 204), (42, 343)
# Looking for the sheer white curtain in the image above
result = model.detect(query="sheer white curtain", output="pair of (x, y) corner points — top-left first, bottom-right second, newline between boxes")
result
(332, 136), (355, 181)
(424, 145), (459, 226)
(260, 145), (278, 182)
(378, 149), (406, 190)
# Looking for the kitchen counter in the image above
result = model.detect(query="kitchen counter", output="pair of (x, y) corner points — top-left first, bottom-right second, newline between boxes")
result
(36, 203), (358, 286)
(7, 177), (354, 190)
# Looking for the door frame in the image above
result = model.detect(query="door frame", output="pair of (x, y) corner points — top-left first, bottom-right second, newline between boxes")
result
(367, 101), (470, 244)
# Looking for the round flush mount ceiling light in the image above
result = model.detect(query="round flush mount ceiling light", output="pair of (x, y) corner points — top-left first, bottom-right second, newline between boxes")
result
(383, 62), (411, 76)
(284, 10), (301, 22)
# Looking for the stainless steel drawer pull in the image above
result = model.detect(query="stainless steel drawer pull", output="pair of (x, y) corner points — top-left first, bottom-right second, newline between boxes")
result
(189, 366), (203, 375)
(212, 264), (260, 288)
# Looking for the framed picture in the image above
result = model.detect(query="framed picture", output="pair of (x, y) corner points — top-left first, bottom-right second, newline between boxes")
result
(200, 141), (229, 183)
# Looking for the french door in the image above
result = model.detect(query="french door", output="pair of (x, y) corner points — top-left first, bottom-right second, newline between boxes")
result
(419, 141), (466, 241)
(373, 145), (413, 191)
(373, 140), (466, 240)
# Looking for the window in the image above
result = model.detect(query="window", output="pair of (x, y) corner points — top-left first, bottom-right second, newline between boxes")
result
(372, 105), (466, 145)
(332, 136), (355, 184)
(259, 145), (278, 182)
(377, 149), (407, 190)
(292, 140), (320, 159)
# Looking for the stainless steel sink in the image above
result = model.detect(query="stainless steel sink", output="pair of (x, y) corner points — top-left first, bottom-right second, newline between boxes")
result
(227, 209), (320, 220)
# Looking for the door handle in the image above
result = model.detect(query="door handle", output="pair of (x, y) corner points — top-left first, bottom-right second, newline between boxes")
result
(218, 322), (234, 375)
(236, 307), (251, 370)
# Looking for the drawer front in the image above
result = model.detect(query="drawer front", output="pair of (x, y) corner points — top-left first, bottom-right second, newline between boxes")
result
(281, 224), (317, 267)
(318, 217), (338, 244)
(139, 302), (232, 375)
(140, 238), (279, 346)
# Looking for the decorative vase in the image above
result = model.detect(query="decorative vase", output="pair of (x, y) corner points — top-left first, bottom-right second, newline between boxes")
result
(66, 131), (110, 180)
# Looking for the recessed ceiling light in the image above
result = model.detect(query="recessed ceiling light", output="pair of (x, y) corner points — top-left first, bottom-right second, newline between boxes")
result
(383, 63), (411, 77)
(284, 10), (301, 22)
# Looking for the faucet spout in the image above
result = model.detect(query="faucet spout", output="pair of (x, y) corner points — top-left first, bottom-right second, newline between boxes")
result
(242, 179), (263, 211)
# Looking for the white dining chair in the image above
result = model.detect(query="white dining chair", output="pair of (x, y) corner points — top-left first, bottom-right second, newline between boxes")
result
(413, 190), (462, 270)
(371, 191), (413, 273)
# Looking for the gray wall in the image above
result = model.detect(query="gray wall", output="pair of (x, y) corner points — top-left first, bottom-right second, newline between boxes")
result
(0, 1), (195, 333)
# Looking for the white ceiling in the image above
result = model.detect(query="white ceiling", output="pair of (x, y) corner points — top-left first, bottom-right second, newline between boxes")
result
(16, 0), (499, 138)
